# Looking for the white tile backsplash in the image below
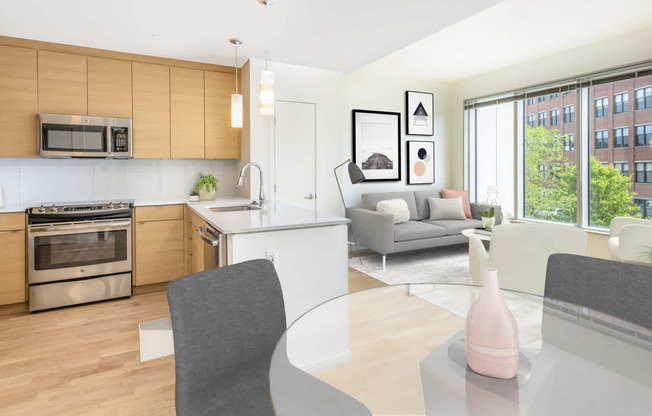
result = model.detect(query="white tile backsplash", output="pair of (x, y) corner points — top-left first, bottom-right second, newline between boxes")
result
(0, 158), (239, 205)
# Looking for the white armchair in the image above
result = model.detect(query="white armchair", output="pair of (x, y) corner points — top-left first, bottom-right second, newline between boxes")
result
(469, 223), (588, 296)
(608, 217), (652, 263)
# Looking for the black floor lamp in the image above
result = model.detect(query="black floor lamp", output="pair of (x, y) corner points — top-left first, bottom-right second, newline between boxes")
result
(334, 159), (365, 264)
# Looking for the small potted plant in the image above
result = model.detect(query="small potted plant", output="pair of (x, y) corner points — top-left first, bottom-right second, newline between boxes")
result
(194, 173), (218, 201)
(189, 189), (199, 202)
(479, 206), (495, 229)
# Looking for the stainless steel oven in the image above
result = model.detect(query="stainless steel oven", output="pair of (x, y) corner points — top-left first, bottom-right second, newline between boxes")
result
(27, 202), (133, 311)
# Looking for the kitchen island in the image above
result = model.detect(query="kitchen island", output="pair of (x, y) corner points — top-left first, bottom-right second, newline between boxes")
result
(183, 197), (351, 371)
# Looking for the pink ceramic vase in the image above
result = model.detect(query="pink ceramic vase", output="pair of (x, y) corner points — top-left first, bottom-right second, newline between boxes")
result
(465, 268), (519, 379)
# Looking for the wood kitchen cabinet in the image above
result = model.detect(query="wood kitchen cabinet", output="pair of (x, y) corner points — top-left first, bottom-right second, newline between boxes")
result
(185, 206), (206, 275)
(38, 50), (87, 115)
(88, 57), (132, 118)
(205, 71), (240, 159)
(0, 45), (37, 157)
(0, 213), (26, 305)
(134, 205), (184, 286)
(132, 62), (170, 158)
(170, 67), (205, 159)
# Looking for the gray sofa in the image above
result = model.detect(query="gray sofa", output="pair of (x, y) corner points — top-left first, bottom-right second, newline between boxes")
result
(346, 190), (501, 267)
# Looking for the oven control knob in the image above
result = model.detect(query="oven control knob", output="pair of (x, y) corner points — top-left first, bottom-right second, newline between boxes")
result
(107, 202), (114, 209)
(117, 202), (125, 208)
(80, 268), (86, 272)
(38, 205), (46, 213)
(49, 205), (58, 212)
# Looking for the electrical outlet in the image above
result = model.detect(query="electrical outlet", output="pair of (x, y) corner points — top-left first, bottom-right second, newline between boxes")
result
(267, 249), (279, 269)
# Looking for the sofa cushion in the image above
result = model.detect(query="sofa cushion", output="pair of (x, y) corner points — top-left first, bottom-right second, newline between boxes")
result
(427, 197), (467, 220)
(394, 221), (447, 242)
(413, 189), (442, 220)
(441, 189), (472, 218)
(425, 218), (483, 235)
(376, 199), (410, 224)
(362, 192), (418, 220)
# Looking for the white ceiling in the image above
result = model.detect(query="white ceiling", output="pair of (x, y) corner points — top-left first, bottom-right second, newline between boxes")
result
(1, 0), (651, 81)
(0, 0), (500, 73)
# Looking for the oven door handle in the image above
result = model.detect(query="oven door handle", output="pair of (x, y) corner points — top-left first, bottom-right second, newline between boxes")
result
(198, 226), (220, 246)
(29, 220), (132, 233)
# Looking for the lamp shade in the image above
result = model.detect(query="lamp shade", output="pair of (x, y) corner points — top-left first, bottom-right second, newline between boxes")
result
(259, 70), (275, 115)
(348, 162), (365, 184)
(231, 94), (243, 128)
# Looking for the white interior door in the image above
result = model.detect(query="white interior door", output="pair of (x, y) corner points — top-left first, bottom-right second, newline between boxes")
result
(274, 101), (316, 210)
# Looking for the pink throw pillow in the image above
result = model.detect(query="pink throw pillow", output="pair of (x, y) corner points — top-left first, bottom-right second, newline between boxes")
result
(441, 189), (472, 218)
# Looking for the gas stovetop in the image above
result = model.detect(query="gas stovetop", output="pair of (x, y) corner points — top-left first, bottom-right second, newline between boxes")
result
(27, 200), (134, 223)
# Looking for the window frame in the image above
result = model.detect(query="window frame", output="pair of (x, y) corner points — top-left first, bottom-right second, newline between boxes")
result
(595, 96), (609, 117)
(595, 129), (609, 150)
(614, 126), (629, 148)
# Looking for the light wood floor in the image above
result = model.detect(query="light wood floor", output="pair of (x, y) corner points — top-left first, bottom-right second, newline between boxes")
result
(0, 268), (386, 416)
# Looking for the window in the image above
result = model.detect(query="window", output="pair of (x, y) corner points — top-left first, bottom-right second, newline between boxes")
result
(564, 105), (575, 123)
(635, 198), (652, 219)
(635, 124), (652, 146)
(550, 108), (560, 125)
(614, 127), (629, 148)
(595, 97), (608, 117)
(527, 114), (536, 128)
(538, 111), (547, 127)
(636, 162), (652, 183)
(550, 93), (560, 99)
(595, 130), (608, 149)
(538, 96), (547, 102)
(614, 162), (630, 177)
(527, 98), (536, 105)
(614, 92), (629, 114)
(565, 134), (575, 151)
(635, 87), (652, 110)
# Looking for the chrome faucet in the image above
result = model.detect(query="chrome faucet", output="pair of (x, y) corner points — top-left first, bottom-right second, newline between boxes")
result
(236, 162), (265, 205)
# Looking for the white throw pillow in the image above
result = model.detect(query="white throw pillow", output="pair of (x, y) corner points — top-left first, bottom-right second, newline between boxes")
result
(427, 197), (466, 220)
(376, 199), (411, 224)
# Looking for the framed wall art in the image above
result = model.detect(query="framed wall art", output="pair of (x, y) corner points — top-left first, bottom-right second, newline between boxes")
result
(406, 91), (434, 136)
(352, 109), (401, 181)
(407, 140), (435, 185)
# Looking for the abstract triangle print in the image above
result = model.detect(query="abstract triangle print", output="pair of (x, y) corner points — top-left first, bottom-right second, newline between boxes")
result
(406, 91), (434, 136)
(412, 102), (429, 126)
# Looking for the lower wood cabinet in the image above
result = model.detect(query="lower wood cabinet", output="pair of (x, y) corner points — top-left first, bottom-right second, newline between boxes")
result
(134, 205), (184, 286)
(0, 213), (26, 305)
(185, 206), (206, 275)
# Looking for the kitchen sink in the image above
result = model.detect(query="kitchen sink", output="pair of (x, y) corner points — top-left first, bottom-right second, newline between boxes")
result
(209, 205), (261, 212)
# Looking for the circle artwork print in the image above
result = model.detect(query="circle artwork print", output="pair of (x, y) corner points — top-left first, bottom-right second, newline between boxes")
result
(414, 161), (426, 176)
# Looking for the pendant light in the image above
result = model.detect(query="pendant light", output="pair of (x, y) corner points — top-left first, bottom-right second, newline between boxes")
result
(259, 0), (275, 115)
(230, 38), (243, 128)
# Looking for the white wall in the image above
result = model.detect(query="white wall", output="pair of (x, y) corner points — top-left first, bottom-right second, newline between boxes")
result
(243, 58), (344, 216)
(341, 67), (451, 209)
(449, 26), (652, 190)
(0, 158), (239, 206)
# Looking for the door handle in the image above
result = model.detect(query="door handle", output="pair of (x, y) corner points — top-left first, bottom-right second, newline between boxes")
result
(304, 193), (316, 200)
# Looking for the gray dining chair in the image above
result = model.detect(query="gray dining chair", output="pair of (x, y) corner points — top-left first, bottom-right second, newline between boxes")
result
(167, 259), (371, 416)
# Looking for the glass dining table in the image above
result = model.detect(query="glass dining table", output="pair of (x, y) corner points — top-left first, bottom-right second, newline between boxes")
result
(269, 283), (652, 415)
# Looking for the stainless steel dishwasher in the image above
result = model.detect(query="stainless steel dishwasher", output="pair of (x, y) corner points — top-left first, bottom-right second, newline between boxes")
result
(198, 222), (226, 269)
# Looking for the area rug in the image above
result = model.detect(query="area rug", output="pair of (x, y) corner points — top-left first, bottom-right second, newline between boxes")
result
(348, 244), (471, 285)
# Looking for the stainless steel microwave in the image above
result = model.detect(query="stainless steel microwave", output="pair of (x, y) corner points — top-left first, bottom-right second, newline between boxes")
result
(38, 114), (132, 158)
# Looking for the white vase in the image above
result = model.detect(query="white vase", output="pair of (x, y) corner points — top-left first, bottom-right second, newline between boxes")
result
(465, 268), (519, 379)
(199, 188), (216, 201)
(482, 216), (495, 229)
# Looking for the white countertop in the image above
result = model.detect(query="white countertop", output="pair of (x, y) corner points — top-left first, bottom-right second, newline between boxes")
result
(186, 197), (350, 234)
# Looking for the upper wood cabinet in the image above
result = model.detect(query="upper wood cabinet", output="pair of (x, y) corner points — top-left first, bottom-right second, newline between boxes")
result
(88, 57), (132, 118)
(170, 67), (204, 159)
(0, 45), (37, 157)
(38, 50), (87, 115)
(132, 62), (170, 158)
(205, 71), (240, 159)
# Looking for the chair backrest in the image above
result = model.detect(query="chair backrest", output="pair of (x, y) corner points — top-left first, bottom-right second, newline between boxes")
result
(619, 223), (652, 263)
(487, 223), (587, 295)
(545, 253), (652, 330)
(167, 259), (286, 415)
(609, 216), (652, 237)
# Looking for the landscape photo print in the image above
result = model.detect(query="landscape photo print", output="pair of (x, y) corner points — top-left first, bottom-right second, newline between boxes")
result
(352, 109), (401, 181)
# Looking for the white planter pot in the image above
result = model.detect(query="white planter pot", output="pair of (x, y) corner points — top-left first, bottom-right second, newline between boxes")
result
(482, 216), (495, 229)
(199, 188), (216, 201)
